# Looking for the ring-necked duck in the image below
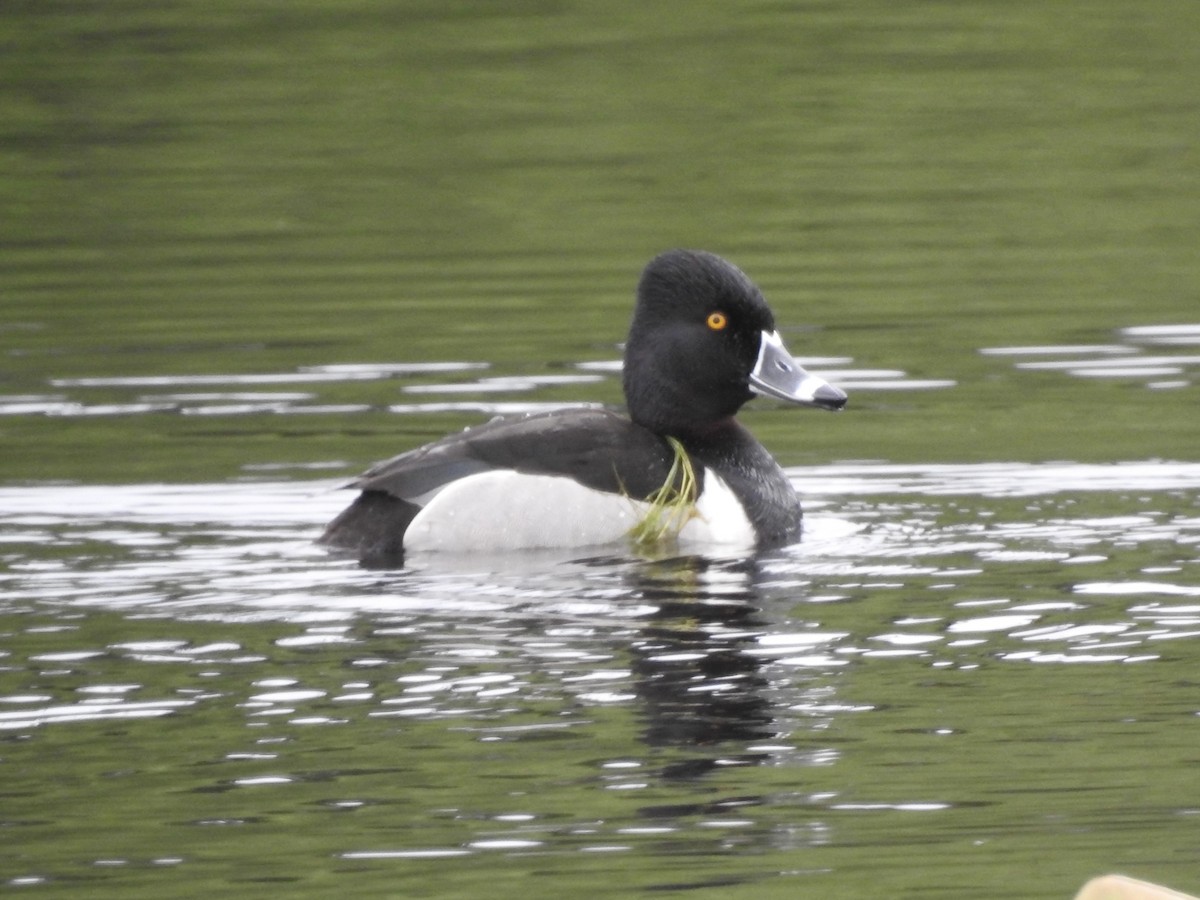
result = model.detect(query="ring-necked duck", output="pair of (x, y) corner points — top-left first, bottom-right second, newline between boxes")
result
(320, 249), (846, 562)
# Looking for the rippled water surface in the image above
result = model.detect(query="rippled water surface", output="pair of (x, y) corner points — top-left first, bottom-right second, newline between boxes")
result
(4, 466), (1200, 897)
(5, 1), (1200, 897)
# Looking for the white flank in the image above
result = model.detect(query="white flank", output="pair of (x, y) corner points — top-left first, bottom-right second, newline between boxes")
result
(679, 471), (755, 548)
(403, 469), (754, 552)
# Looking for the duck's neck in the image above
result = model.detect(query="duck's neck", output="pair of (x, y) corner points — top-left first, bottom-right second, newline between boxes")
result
(668, 416), (743, 446)
(670, 417), (803, 548)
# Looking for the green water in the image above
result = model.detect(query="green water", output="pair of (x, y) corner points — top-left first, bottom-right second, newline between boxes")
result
(4, 0), (1199, 481)
(3, 2), (1200, 898)
(2, 479), (1199, 898)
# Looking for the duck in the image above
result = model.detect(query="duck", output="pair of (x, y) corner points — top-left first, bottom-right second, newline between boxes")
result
(319, 249), (846, 563)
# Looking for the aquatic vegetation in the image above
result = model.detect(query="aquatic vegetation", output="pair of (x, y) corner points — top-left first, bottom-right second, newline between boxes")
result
(627, 435), (699, 547)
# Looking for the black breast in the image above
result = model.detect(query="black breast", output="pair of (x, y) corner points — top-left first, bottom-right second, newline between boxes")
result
(681, 421), (803, 549)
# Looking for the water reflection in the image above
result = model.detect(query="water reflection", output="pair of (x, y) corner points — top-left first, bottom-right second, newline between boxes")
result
(4, 468), (1196, 766)
(618, 556), (774, 765)
(2, 350), (950, 420)
(2, 465), (1200, 887)
(982, 320), (1200, 388)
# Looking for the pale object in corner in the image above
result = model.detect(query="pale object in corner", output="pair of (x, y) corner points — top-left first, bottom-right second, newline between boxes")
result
(1075, 875), (1199, 900)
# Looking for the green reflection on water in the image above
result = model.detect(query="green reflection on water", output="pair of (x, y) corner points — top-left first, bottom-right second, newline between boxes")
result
(4, 588), (1199, 899)
(3, 8), (1200, 895)
(2, 0), (1199, 482)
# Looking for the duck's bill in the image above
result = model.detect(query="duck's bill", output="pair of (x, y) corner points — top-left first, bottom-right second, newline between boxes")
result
(749, 330), (847, 411)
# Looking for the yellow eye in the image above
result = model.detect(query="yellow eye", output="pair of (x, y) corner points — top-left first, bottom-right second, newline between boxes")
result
(706, 311), (728, 331)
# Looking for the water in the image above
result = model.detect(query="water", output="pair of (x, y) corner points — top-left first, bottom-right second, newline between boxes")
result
(2, 469), (1199, 897)
(4, 1), (1200, 897)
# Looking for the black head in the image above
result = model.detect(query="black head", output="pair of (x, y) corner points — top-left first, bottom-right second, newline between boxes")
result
(622, 250), (846, 436)
(623, 250), (775, 434)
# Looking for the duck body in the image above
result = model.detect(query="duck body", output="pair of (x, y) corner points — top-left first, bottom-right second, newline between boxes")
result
(320, 250), (846, 563)
(321, 407), (801, 560)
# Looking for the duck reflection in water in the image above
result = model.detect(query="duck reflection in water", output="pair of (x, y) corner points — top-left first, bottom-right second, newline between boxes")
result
(604, 554), (780, 787)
